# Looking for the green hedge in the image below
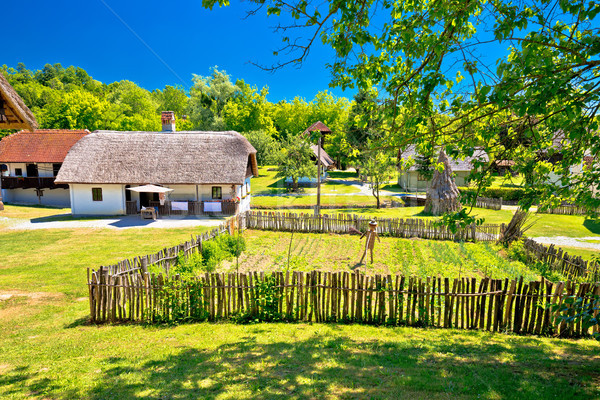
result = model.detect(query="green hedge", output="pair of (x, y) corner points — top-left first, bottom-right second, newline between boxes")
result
(458, 187), (526, 202)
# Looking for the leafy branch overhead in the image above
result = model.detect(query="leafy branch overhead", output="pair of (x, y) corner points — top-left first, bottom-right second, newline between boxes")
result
(204, 0), (600, 214)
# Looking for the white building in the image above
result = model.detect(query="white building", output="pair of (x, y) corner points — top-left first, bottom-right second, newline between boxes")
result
(397, 145), (489, 191)
(0, 129), (89, 207)
(56, 116), (258, 216)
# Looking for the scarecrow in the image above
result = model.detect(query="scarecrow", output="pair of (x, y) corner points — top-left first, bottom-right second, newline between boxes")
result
(359, 219), (380, 264)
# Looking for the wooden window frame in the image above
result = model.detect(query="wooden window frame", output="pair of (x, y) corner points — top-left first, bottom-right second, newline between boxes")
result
(92, 188), (103, 202)
(15, 168), (23, 176)
(211, 186), (222, 200)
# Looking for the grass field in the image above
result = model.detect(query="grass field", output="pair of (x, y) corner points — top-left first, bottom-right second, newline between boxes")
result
(251, 194), (398, 208)
(252, 166), (361, 195)
(222, 230), (539, 280)
(280, 206), (600, 239)
(1, 204), (600, 399)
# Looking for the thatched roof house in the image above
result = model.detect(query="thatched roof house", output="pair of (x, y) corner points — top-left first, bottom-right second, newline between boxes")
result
(56, 130), (258, 216)
(0, 73), (38, 131)
(56, 131), (258, 185)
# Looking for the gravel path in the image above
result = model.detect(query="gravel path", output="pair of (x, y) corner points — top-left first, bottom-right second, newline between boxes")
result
(531, 236), (600, 250)
(7, 215), (226, 230)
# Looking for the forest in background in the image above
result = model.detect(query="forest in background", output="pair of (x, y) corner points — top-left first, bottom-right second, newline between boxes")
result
(0, 63), (353, 165)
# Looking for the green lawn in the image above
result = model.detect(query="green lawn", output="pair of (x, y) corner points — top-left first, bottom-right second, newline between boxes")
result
(1, 309), (598, 400)
(1, 204), (599, 399)
(490, 174), (525, 188)
(251, 194), (396, 208)
(288, 206), (600, 239)
(252, 166), (361, 195)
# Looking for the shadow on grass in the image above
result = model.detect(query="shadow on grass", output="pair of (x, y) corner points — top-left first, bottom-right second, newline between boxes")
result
(583, 219), (600, 235)
(30, 214), (114, 223)
(9, 329), (599, 399)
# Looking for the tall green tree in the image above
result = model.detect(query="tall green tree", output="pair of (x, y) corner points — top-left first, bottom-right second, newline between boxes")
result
(362, 149), (396, 209)
(223, 80), (276, 134)
(189, 67), (239, 130)
(275, 135), (316, 192)
(204, 0), (600, 213)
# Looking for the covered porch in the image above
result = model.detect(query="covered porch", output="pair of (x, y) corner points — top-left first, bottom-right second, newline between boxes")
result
(125, 184), (239, 217)
(125, 199), (238, 217)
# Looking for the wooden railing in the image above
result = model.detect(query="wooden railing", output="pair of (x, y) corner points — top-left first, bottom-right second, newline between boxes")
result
(125, 201), (137, 215)
(147, 200), (239, 216)
(1, 176), (68, 190)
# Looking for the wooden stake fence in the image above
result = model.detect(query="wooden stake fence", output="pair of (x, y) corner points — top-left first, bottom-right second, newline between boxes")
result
(87, 268), (600, 338)
(475, 196), (502, 211)
(245, 211), (501, 242)
(523, 238), (600, 282)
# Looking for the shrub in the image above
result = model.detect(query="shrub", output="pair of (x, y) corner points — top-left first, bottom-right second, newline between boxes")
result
(201, 240), (228, 272)
(175, 251), (204, 276)
(217, 234), (246, 258)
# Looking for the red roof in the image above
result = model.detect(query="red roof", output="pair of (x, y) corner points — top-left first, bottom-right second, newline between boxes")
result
(0, 129), (90, 163)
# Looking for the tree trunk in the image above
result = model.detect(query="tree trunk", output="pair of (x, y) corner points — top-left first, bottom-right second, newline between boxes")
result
(293, 178), (299, 192)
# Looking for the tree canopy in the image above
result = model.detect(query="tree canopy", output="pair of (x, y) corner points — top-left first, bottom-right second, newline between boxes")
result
(1, 64), (350, 161)
(204, 0), (600, 212)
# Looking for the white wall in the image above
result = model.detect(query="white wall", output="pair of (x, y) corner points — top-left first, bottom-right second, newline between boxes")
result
(70, 184), (126, 215)
(398, 171), (469, 191)
(0, 162), (57, 177)
(37, 163), (56, 178)
(2, 188), (70, 207)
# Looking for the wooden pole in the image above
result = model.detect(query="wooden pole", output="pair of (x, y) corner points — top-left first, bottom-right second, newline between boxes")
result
(316, 134), (322, 216)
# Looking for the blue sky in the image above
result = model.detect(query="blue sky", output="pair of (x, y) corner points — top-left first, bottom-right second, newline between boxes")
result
(5, 0), (351, 102)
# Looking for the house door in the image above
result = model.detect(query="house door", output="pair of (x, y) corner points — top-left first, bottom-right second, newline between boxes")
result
(139, 192), (158, 207)
(26, 164), (38, 177)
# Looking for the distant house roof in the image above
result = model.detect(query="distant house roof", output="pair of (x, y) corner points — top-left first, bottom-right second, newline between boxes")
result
(0, 129), (90, 163)
(304, 121), (332, 134)
(399, 145), (489, 172)
(0, 73), (38, 131)
(310, 144), (335, 168)
(56, 131), (258, 185)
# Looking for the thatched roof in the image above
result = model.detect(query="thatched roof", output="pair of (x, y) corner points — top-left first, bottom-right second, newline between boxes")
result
(0, 129), (89, 163)
(399, 145), (488, 172)
(0, 73), (38, 131)
(56, 131), (258, 185)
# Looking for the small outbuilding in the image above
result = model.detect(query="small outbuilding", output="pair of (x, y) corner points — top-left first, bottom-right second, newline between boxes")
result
(397, 145), (488, 191)
(0, 72), (39, 210)
(55, 129), (258, 216)
(0, 129), (90, 206)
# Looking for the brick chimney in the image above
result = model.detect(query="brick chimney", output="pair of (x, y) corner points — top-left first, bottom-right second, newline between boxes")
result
(161, 111), (176, 132)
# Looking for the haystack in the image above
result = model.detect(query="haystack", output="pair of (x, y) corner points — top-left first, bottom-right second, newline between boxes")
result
(424, 149), (461, 215)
